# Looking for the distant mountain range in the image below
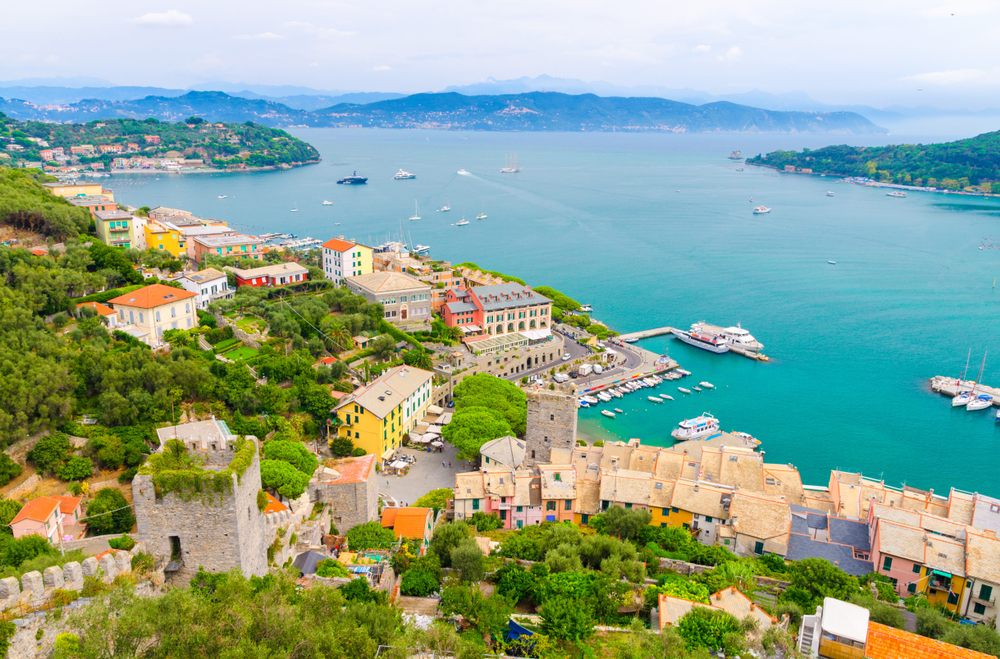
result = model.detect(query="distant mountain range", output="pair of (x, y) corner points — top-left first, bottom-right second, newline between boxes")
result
(0, 90), (884, 134)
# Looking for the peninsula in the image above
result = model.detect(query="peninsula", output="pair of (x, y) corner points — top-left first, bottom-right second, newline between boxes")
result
(747, 129), (1000, 191)
(0, 112), (320, 173)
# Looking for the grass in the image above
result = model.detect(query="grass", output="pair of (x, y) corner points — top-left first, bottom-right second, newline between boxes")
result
(235, 317), (265, 333)
(227, 346), (260, 362)
(214, 338), (241, 353)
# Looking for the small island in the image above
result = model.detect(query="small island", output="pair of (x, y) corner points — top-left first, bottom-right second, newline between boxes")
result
(0, 113), (320, 173)
(747, 130), (1000, 193)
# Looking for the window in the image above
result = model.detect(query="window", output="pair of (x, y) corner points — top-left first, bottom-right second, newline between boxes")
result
(516, 506), (523, 513)
(499, 510), (506, 521)
(948, 591), (959, 605)
(913, 564), (921, 573)
(472, 499), (479, 511)
(705, 516), (713, 523)
(908, 583), (916, 594)
(554, 473), (561, 481)
(672, 507), (680, 514)
(625, 503), (632, 509)
(547, 502), (555, 511)
(981, 585), (994, 602)
(883, 556), (893, 571)
(754, 541), (764, 555)
(565, 500), (571, 511)
(601, 500), (610, 510)
(975, 603), (987, 615)
(138, 312), (144, 323)
(171, 307), (176, 318)
(154, 311), (160, 322)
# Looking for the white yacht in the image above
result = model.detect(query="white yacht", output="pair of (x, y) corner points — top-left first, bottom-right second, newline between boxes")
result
(322, 200), (333, 205)
(218, 195), (227, 199)
(952, 392), (973, 407)
(394, 169), (416, 180)
(581, 396), (599, 405)
(968, 395), (993, 411)
(456, 216), (469, 226)
(597, 392), (613, 403)
(409, 201), (421, 221)
(691, 322), (764, 352)
(753, 206), (771, 214)
(671, 414), (721, 440)
(699, 382), (715, 389)
(438, 200), (451, 212)
(826, 191), (835, 197)
(671, 328), (731, 354)
(412, 245), (430, 255)
(601, 410), (616, 418)
(648, 396), (663, 403)
(887, 191), (907, 198)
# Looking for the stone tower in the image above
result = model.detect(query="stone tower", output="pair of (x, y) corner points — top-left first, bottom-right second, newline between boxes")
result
(523, 388), (578, 468)
(133, 434), (268, 584)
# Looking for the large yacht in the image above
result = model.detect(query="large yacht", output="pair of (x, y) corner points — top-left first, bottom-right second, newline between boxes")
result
(691, 322), (764, 351)
(337, 171), (368, 185)
(671, 414), (721, 440)
(393, 169), (416, 180)
(753, 206), (771, 214)
(670, 328), (731, 354)
(887, 191), (907, 198)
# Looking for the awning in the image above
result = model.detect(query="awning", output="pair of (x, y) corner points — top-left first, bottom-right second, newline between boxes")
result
(381, 449), (395, 461)
(932, 570), (952, 578)
(520, 328), (551, 341)
(390, 460), (407, 469)
(437, 412), (453, 425)
(431, 441), (443, 447)
(427, 424), (443, 434)
(427, 405), (444, 415)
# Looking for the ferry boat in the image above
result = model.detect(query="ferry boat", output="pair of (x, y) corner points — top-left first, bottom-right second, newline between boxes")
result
(753, 206), (771, 214)
(671, 414), (720, 440)
(691, 322), (764, 352)
(337, 171), (368, 185)
(670, 328), (731, 354)
(601, 410), (616, 418)
(394, 169), (416, 180)
(887, 191), (907, 198)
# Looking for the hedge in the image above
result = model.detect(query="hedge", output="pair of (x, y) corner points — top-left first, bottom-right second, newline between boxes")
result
(73, 283), (146, 305)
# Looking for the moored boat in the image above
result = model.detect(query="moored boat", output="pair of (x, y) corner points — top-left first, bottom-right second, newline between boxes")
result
(614, 408), (623, 414)
(671, 414), (721, 440)
(693, 386), (702, 392)
(659, 394), (674, 401)
(887, 191), (907, 198)
(699, 382), (715, 389)
(648, 396), (663, 403)
(393, 169), (416, 180)
(953, 392), (973, 407)
(601, 410), (616, 418)
(581, 396), (599, 405)
(670, 328), (730, 354)
(968, 395), (993, 411)
(753, 206), (771, 214)
(678, 387), (691, 394)
(337, 171), (368, 185)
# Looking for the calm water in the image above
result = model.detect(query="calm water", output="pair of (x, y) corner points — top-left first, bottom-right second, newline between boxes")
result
(105, 129), (1000, 494)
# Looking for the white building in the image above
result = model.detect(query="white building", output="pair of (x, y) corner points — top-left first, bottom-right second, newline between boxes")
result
(321, 237), (373, 285)
(175, 268), (234, 309)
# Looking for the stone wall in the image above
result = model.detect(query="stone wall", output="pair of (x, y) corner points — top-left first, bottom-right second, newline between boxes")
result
(5, 475), (41, 500)
(309, 466), (378, 535)
(264, 494), (331, 567)
(132, 437), (267, 583)
(523, 389), (578, 468)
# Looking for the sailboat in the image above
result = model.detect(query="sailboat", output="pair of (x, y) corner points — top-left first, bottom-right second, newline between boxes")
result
(953, 349), (974, 407)
(967, 352), (993, 411)
(476, 202), (487, 220)
(290, 201), (298, 212)
(456, 215), (469, 226)
(501, 153), (521, 173)
(409, 201), (421, 221)
(437, 199), (451, 212)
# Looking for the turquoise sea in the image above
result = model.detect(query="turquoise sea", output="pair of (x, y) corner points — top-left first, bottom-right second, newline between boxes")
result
(104, 129), (1000, 495)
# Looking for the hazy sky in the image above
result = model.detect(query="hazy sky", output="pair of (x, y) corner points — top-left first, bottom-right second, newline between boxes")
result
(3, 0), (998, 108)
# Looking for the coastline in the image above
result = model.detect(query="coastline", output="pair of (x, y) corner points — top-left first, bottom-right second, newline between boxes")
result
(748, 162), (999, 198)
(104, 159), (322, 176)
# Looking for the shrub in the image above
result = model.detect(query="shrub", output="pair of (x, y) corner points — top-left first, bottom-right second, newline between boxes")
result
(775, 601), (804, 629)
(131, 552), (156, 574)
(263, 440), (318, 475)
(430, 522), (471, 567)
(50, 588), (80, 607)
(400, 569), (439, 596)
(329, 436), (355, 457)
(915, 606), (951, 639)
(338, 576), (388, 605)
(27, 433), (71, 474)
(0, 455), (23, 488)
(315, 559), (350, 578)
(676, 607), (743, 654)
(1, 534), (57, 568)
(413, 488), (451, 513)
(351, 447), (366, 457)
(451, 538), (485, 583)
(58, 455), (93, 481)
(85, 488), (135, 535)
(107, 534), (136, 551)
(468, 511), (503, 533)
(346, 521), (396, 551)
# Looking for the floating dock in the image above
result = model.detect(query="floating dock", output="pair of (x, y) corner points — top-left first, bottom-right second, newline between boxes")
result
(930, 376), (1000, 406)
(617, 326), (769, 361)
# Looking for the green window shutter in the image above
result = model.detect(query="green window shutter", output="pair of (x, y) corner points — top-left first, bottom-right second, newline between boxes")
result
(948, 592), (959, 605)
(981, 585), (994, 602)
(754, 541), (764, 555)
(883, 556), (893, 571)
(913, 564), (921, 573)
(907, 583), (916, 594)
(516, 506), (523, 513)
(472, 499), (479, 511)
(705, 516), (713, 523)
(975, 603), (987, 615)
(564, 500), (571, 511)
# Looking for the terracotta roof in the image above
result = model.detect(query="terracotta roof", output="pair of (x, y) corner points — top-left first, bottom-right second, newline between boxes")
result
(108, 283), (196, 309)
(50, 495), (82, 514)
(709, 586), (776, 627)
(380, 507), (398, 528)
(319, 356), (338, 364)
(866, 621), (996, 659)
(77, 301), (116, 316)
(454, 472), (485, 500)
(321, 237), (360, 252)
(658, 593), (711, 628)
(391, 507), (433, 540)
(321, 455), (375, 485)
(10, 497), (60, 525)
(264, 493), (288, 514)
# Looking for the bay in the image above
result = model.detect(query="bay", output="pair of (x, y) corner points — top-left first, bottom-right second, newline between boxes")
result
(104, 128), (1000, 495)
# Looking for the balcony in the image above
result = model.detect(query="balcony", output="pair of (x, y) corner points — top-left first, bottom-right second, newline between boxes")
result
(109, 226), (130, 233)
(972, 591), (997, 606)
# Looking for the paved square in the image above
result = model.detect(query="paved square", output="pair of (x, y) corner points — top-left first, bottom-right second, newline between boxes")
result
(380, 443), (473, 507)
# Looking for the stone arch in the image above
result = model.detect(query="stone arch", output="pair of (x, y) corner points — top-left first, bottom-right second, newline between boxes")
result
(488, 325), (494, 335)
(529, 319), (536, 329)
(496, 324), (504, 334)
(507, 323), (514, 332)
(518, 321), (525, 330)
(541, 320), (548, 328)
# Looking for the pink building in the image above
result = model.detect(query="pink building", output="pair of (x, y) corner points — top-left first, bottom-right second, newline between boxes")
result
(10, 497), (62, 541)
(540, 465), (576, 523)
(870, 519), (925, 594)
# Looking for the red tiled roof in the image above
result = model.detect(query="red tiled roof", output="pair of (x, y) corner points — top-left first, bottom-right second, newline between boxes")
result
(391, 507), (433, 540)
(866, 622), (996, 659)
(325, 454), (375, 485)
(330, 390), (347, 400)
(321, 237), (356, 252)
(319, 356), (338, 364)
(10, 497), (59, 525)
(107, 284), (196, 309)
(264, 493), (288, 515)
(31, 249), (48, 256)
(50, 495), (82, 514)
(76, 301), (116, 316)
(380, 507), (398, 528)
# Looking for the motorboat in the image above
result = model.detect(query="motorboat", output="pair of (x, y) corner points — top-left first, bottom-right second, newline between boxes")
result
(614, 408), (623, 414)
(322, 200), (333, 205)
(691, 322), (764, 352)
(394, 169), (416, 180)
(753, 206), (771, 214)
(678, 387), (691, 394)
(337, 171), (368, 185)
(409, 201), (421, 221)
(968, 395), (994, 411)
(438, 200), (451, 212)
(601, 410), (616, 418)
(828, 261), (837, 265)
(581, 396), (599, 405)
(732, 431), (761, 447)
(457, 169), (469, 175)
(693, 386), (703, 392)
(677, 369), (691, 376)
(671, 328), (730, 354)
(699, 382), (715, 389)
(887, 191), (907, 198)
(218, 195), (227, 199)
(648, 396), (663, 403)
(952, 392), (973, 407)
(597, 392), (613, 403)
(827, 191), (835, 197)
(643, 378), (657, 387)
(412, 245), (430, 254)
(660, 394), (674, 401)
(611, 390), (623, 398)
(671, 414), (721, 440)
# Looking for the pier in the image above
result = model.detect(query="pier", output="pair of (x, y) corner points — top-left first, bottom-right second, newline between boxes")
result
(930, 376), (1000, 406)
(616, 325), (769, 361)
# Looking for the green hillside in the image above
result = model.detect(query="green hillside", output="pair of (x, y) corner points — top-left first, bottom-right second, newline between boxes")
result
(747, 130), (1000, 190)
(0, 168), (91, 239)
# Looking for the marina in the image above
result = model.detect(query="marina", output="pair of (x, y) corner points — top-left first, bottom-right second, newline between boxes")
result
(617, 324), (770, 361)
(930, 376), (1000, 407)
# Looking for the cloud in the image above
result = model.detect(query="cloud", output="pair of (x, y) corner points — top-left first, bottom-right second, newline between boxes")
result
(373, 65), (391, 71)
(233, 32), (284, 40)
(903, 68), (985, 85)
(130, 10), (192, 26)
(281, 21), (355, 38)
(717, 46), (742, 61)
(693, 44), (712, 53)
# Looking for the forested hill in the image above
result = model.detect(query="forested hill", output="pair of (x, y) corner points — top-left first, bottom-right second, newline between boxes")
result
(0, 90), (885, 134)
(315, 92), (884, 134)
(0, 112), (320, 169)
(747, 130), (1000, 189)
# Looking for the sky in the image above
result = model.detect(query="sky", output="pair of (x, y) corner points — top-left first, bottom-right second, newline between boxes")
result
(3, 0), (999, 109)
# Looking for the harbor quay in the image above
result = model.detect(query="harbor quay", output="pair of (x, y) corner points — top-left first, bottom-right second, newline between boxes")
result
(931, 375), (1000, 407)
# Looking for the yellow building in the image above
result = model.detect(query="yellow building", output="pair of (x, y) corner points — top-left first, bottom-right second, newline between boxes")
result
(43, 181), (114, 202)
(145, 221), (187, 257)
(107, 284), (198, 347)
(332, 365), (434, 463)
